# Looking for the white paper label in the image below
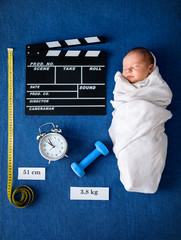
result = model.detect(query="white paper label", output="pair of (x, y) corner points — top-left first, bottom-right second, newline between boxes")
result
(18, 168), (46, 180)
(70, 187), (109, 200)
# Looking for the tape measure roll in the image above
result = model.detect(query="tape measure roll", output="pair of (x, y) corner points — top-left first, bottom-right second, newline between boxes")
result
(7, 48), (34, 208)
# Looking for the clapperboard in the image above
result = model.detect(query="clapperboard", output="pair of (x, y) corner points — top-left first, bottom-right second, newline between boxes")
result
(25, 36), (106, 115)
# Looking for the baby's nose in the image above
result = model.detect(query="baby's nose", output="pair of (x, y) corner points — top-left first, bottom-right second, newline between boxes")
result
(126, 68), (132, 72)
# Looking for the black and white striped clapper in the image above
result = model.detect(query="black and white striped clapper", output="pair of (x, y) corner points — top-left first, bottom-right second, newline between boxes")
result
(25, 36), (107, 115)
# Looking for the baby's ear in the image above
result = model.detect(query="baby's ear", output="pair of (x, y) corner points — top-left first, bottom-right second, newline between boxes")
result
(149, 64), (154, 73)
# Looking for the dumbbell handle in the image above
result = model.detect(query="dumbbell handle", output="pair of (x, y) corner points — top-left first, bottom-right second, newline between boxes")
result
(79, 149), (101, 169)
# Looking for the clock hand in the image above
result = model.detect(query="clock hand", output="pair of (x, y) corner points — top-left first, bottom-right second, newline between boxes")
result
(47, 138), (55, 147)
(49, 146), (55, 151)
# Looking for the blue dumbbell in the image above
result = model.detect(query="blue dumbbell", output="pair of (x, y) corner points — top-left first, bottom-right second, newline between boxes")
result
(71, 141), (109, 177)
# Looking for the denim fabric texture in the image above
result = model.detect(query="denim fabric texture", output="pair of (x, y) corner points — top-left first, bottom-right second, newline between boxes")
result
(0, 0), (181, 239)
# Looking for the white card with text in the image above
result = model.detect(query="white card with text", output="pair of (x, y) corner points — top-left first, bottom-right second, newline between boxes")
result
(18, 167), (46, 180)
(70, 187), (109, 200)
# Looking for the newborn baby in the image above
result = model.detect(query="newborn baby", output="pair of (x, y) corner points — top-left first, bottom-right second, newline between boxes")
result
(109, 47), (172, 194)
(122, 48), (154, 83)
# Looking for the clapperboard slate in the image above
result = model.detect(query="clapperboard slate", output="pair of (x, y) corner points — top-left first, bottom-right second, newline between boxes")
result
(25, 36), (106, 115)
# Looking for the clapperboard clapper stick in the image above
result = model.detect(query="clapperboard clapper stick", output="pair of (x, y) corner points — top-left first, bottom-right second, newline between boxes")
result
(25, 36), (107, 115)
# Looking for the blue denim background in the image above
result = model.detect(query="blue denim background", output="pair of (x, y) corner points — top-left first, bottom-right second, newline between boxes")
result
(0, 0), (181, 239)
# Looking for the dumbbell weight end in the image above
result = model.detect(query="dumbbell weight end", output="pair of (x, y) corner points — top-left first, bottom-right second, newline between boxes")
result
(71, 162), (85, 177)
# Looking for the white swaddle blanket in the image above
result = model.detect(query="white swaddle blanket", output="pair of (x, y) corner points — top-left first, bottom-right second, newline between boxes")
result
(109, 62), (172, 193)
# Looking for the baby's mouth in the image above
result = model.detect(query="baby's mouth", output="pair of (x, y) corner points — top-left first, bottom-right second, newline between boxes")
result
(126, 75), (134, 79)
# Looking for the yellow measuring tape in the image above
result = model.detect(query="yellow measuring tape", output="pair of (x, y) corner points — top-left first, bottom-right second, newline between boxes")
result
(7, 48), (34, 208)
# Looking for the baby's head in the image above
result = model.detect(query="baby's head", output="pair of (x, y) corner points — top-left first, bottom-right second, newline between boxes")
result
(122, 47), (154, 83)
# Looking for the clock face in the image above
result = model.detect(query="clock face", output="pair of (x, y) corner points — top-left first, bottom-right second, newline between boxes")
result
(39, 133), (68, 161)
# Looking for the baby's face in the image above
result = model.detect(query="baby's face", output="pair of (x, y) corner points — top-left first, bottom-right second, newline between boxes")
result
(122, 52), (154, 83)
